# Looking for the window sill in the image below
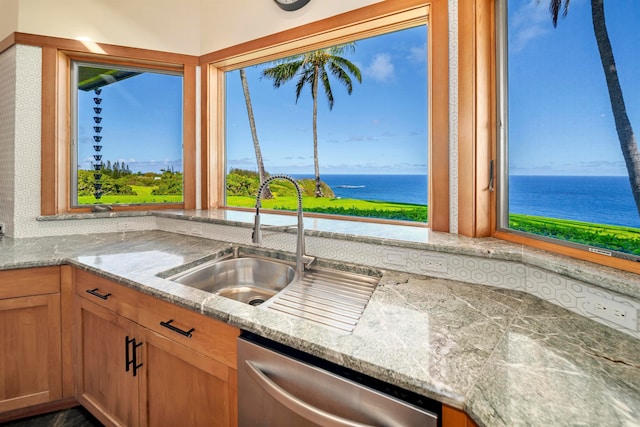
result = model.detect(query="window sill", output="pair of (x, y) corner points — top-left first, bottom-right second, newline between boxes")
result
(37, 210), (154, 221)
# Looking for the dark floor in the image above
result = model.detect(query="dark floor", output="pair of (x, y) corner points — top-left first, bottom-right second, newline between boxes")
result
(1, 407), (103, 427)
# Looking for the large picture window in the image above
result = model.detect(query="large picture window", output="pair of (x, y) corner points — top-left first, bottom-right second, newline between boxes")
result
(223, 26), (428, 224)
(500, 0), (640, 260)
(71, 62), (184, 207)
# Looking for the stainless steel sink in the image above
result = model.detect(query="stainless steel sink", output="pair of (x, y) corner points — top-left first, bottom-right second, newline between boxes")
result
(168, 247), (381, 332)
(168, 254), (295, 306)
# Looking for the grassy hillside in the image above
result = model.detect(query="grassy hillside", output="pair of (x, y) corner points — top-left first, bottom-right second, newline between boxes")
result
(78, 185), (182, 205)
(226, 170), (427, 222)
(510, 213), (640, 256)
(229, 196), (428, 222)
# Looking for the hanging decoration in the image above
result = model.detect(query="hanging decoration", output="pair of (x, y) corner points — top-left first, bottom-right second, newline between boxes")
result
(92, 88), (104, 200)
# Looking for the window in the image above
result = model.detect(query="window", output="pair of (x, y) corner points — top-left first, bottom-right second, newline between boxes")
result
(223, 26), (428, 224)
(71, 62), (184, 207)
(499, 0), (640, 261)
(204, 0), (450, 230)
(40, 45), (196, 215)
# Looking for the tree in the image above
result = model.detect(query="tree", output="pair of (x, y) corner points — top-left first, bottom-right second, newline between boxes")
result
(151, 170), (183, 195)
(239, 68), (272, 199)
(262, 44), (362, 197)
(544, 0), (640, 217)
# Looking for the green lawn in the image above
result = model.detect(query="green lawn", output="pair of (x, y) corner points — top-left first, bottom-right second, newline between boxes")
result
(228, 196), (428, 222)
(510, 213), (640, 256)
(78, 185), (182, 205)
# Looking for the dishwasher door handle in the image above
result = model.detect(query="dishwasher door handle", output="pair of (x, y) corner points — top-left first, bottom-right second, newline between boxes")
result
(245, 360), (374, 427)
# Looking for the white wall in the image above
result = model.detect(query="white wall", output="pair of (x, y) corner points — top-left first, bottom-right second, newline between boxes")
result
(200, 0), (384, 54)
(5, 0), (385, 56)
(14, 0), (201, 55)
(0, 0), (19, 42)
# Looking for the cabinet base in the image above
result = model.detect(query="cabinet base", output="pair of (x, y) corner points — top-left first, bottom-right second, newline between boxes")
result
(0, 398), (86, 425)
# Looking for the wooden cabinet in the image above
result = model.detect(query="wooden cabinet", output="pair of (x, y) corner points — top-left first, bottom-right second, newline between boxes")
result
(0, 267), (63, 414)
(74, 269), (239, 427)
(75, 297), (140, 426)
(141, 329), (233, 427)
(442, 405), (479, 427)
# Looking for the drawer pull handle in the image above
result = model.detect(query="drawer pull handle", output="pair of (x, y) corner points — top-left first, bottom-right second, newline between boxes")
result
(86, 288), (112, 300)
(125, 336), (143, 377)
(160, 319), (194, 338)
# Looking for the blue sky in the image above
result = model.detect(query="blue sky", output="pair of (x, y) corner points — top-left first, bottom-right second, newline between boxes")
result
(78, 71), (183, 173)
(508, 0), (640, 176)
(225, 25), (428, 175)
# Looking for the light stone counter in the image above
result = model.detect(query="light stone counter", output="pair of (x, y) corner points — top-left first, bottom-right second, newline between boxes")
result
(1, 230), (639, 426)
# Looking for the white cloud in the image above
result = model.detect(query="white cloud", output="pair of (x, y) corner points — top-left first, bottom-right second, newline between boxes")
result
(510, 159), (627, 175)
(364, 53), (394, 82)
(509, 0), (552, 52)
(407, 45), (427, 63)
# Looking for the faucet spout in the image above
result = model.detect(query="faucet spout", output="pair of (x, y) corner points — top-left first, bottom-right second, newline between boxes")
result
(252, 174), (311, 276)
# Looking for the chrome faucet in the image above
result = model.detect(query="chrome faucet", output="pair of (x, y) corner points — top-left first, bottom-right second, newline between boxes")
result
(252, 174), (313, 276)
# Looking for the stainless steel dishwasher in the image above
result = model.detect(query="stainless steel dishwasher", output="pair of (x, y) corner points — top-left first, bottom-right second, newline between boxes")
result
(238, 333), (440, 427)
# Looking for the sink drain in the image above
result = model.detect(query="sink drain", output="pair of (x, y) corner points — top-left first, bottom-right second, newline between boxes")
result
(248, 296), (266, 306)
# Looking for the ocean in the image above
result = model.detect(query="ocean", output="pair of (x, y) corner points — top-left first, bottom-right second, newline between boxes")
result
(293, 174), (640, 229)
(509, 175), (640, 229)
(293, 174), (428, 206)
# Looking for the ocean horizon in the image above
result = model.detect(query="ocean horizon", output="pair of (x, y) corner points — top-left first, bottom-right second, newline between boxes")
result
(292, 174), (428, 206)
(292, 174), (640, 229)
(509, 175), (640, 228)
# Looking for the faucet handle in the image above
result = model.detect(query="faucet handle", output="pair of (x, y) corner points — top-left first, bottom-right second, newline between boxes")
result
(252, 214), (261, 244)
(302, 254), (316, 269)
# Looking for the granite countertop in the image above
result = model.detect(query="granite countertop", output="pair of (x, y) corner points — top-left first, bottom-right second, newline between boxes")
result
(1, 230), (639, 426)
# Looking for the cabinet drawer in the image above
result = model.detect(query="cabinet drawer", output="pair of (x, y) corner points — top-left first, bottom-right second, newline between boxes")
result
(137, 295), (239, 369)
(75, 269), (140, 322)
(0, 266), (60, 299)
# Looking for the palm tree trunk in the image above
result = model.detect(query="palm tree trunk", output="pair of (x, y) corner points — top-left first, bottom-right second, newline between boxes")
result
(240, 69), (272, 199)
(591, 0), (640, 217)
(312, 65), (323, 197)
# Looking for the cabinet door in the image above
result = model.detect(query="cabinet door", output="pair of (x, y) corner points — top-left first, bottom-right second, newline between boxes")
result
(140, 329), (234, 427)
(75, 297), (140, 427)
(0, 294), (62, 413)
(442, 405), (479, 427)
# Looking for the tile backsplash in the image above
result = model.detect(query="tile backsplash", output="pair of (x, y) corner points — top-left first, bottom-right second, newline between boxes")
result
(13, 45), (43, 238)
(0, 45), (16, 236)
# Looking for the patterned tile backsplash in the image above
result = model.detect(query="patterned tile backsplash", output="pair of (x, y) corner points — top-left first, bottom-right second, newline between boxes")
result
(13, 45), (43, 238)
(0, 45), (16, 236)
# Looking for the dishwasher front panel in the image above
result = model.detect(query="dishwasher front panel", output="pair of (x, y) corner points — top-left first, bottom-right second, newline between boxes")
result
(238, 336), (439, 427)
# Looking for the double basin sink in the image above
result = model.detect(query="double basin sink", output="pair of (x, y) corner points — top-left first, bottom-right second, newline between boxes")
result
(167, 247), (380, 332)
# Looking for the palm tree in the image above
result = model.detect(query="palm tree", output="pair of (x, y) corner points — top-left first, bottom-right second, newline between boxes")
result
(544, 0), (640, 217)
(262, 44), (362, 197)
(239, 68), (272, 199)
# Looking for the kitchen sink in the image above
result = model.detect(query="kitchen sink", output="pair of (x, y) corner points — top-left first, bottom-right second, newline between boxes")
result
(167, 247), (381, 332)
(168, 251), (296, 306)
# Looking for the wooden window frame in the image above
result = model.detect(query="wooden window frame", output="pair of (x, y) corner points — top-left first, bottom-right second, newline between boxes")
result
(199, 0), (450, 232)
(33, 34), (198, 214)
(459, 1), (640, 274)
